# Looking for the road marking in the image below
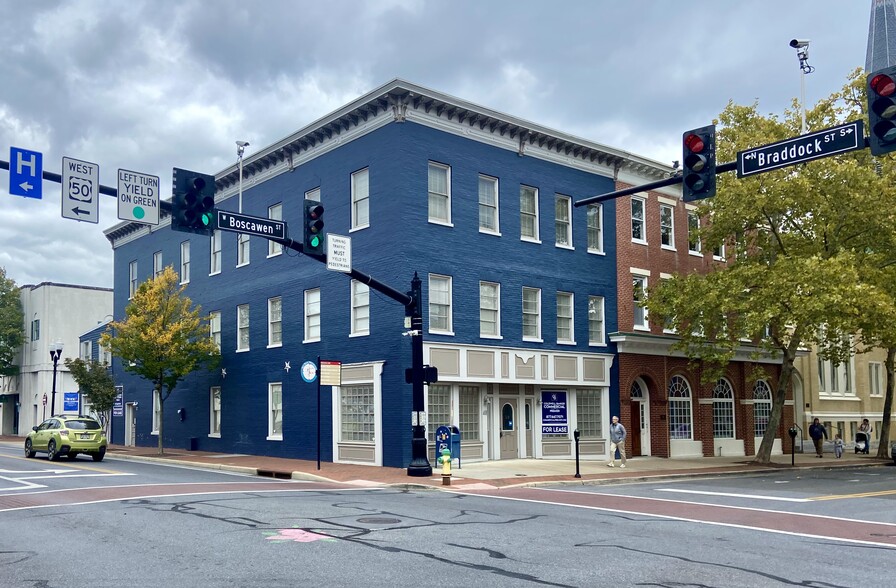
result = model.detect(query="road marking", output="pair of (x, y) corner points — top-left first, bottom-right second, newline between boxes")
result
(811, 488), (896, 501)
(655, 488), (811, 502)
(16, 473), (135, 481)
(0, 468), (75, 474)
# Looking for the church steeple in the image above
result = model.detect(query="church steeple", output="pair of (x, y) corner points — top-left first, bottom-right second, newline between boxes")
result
(867, 0), (896, 71)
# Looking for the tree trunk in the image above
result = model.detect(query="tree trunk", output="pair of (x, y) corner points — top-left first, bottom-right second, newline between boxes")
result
(876, 347), (895, 459)
(754, 339), (800, 464)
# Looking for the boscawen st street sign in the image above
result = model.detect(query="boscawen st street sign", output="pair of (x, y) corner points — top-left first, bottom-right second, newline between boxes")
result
(216, 210), (287, 240)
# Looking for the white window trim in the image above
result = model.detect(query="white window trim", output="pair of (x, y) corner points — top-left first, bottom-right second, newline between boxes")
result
(660, 203), (676, 251)
(586, 203), (604, 255)
(151, 389), (161, 435)
(209, 310), (222, 351)
(209, 386), (221, 438)
(128, 261), (137, 299)
(631, 196), (647, 245)
(687, 211), (702, 256)
(633, 274), (650, 331)
(267, 382), (283, 441)
(153, 251), (163, 279)
(522, 287), (543, 342)
(331, 361), (385, 466)
(588, 295), (606, 347)
(350, 280), (370, 337)
(520, 184), (541, 243)
(180, 241), (190, 284)
(236, 304), (250, 352)
(304, 288), (321, 343)
(428, 162), (453, 226)
(555, 194), (574, 250)
(268, 203), (284, 258)
(210, 230), (222, 276)
(351, 168), (370, 232)
(556, 291), (575, 345)
(236, 233), (250, 268)
(478, 174), (500, 235)
(267, 296), (282, 348)
(428, 274), (454, 335)
(479, 281), (502, 339)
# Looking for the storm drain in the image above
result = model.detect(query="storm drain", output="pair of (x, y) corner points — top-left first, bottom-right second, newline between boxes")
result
(357, 517), (401, 525)
(257, 469), (292, 479)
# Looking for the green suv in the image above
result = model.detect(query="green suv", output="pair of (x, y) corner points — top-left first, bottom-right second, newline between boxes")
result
(25, 415), (107, 462)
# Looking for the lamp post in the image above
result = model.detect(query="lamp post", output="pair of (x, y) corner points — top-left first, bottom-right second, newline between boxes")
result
(49, 341), (63, 417)
(236, 140), (249, 213)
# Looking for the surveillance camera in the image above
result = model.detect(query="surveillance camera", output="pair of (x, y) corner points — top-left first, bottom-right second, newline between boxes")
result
(236, 140), (250, 147)
(789, 39), (810, 48)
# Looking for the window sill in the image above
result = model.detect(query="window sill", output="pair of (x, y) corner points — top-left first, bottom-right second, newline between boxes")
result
(267, 343), (283, 349)
(349, 332), (370, 338)
(557, 340), (576, 346)
(266, 435), (283, 441)
(688, 251), (703, 258)
(209, 271), (221, 277)
(236, 262), (249, 268)
(633, 325), (651, 332)
(236, 348), (250, 353)
(428, 219), (454, 228)
(479, 229), (501, 236)
(631, 239), (648, 246)
(587, 249), (605, 255)
(428, 330), (455, 336)
(179, 280), (190, 286)
(208, 433), (221, 439)
(349, 224), (370, 233)
(523, 337), (544, 343)
(555, 243), (575, 251)
(661, 245), (677, 252)
(303, 338), (321, 344)
(267, 251), (283, 259)
(588, 342), (607, 347)
(479, 334), (503, 340)
(520, 237), (542, 244)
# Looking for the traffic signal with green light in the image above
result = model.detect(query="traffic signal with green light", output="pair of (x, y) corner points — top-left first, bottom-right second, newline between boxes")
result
(172, 168), (216, 235)
(682, 125), (716, 201)
(303, 199), (325, 255)
(867, 66), (896, 156)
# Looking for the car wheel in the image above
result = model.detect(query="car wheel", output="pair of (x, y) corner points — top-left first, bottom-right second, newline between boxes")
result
(47, 440), (59, 462)
(66, 453), (78, 460)
(92, 447), (106, 462)
(24, 439), (36, 458)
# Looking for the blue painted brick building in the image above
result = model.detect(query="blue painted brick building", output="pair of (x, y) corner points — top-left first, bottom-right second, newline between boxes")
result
(104, 80), (670, 469)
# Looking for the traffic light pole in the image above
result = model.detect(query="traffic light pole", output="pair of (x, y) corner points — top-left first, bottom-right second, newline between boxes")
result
(273, 237), (433, 477)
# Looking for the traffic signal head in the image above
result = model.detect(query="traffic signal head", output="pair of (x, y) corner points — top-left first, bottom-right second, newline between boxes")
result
(172, 168), (216, 235)
(682, 125), (716, 201)
(303, 199), (325, 255)
(867, 67), (896, 155)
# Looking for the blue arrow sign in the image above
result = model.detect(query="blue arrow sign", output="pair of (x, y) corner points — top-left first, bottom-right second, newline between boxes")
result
(737, 121), (865, 178)
(9, 147), (43, 199)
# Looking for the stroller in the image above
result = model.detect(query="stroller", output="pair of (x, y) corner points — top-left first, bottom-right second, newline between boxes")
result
(855, 431), (871, 454)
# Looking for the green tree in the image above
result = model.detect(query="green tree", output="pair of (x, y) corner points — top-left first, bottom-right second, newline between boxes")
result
(646, 69), (896, 464)
(0, 267), (25, 377)
(100, 266), (219, 454)
(64, 357), (117, 432)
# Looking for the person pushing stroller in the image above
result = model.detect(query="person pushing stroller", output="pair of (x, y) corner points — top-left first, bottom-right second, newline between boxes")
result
(855, 418), (872, 455)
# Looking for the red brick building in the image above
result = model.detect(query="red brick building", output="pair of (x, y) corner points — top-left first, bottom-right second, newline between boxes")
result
(612, 185), (792, 458)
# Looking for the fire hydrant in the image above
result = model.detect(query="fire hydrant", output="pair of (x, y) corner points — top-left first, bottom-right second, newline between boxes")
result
(438, 447), (452, 485)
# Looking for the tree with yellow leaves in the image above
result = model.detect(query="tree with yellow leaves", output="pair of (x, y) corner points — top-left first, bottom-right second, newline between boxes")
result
(100, 266), (219, 454)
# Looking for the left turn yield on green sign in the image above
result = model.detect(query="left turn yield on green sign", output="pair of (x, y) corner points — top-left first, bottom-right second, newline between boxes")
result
(9, 146), (42, 199)
(117, 168), (159, 225)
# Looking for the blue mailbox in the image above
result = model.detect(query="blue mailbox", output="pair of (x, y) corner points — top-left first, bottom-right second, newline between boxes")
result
(434, 425), (461, 469)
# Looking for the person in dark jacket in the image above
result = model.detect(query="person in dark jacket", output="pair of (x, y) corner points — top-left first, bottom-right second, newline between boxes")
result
(809, 418), (827, 458)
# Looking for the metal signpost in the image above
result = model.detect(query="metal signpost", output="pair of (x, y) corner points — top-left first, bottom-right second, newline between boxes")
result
(737, 120), (865, 178)
(217, 210), (287, 240)
(9, 146), (43, 199)
(117, 169), (160, 225)
(61, 157), (99, 223)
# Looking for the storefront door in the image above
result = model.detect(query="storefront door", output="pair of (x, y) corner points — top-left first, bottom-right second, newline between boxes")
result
(500, 399), (518, 459)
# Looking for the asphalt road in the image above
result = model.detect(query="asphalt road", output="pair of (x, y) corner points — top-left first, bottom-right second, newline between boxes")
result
(1, 445), (894, 588)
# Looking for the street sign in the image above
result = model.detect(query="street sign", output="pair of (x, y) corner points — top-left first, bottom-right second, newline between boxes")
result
(326, 234), (352, 272)
(9, 146), (43, 198)
(63, 392), (79, 412)
(217, 210), (287, 240)
(320, 360), (342, 386)
(301, 360), (317, 383)
(737, 121), (865, 178)
(118, 169), (160, 224)
(61, 157), (99, 223)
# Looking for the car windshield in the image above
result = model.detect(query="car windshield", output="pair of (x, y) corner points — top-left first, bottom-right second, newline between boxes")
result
(65, 419), (101, 430)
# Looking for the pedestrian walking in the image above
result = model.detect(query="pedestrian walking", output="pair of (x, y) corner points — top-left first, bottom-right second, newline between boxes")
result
(809, 418), (827, 458)
(607, 415), (627, 468)
(833, 434), (843, 458)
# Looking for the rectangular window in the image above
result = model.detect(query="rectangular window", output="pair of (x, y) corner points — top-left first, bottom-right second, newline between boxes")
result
(520, 185), (539, 241)
(210, 230), (222, 274)
(660, 204), (674, 248)
(351, 280), (370, 336)
(587, 203), (603, 253)
(341, 385), (374, 442)
(478, 175), (498, 233)
(237, 233), (250, 266)
(870, 362), (883, 396)
(153, 251), (163, 278)
(305, 288), (321, 341)
(427, 384), (451, 444)
(713, 243), (726, 260)
(237, 304), (249, 351)
(522, 287), (541, 340)
(268, 296), (282, 347)
(428, 162), (451, 223)
(268, 382), (283, 439)
(428, 274), (452, 333)
(631, 197), (646, 243)
(268, 203), (283, 257)
(633, 275), (648, 329)
(210, 387), (221, 436)
(351, 168), (369, 229)
(180, 241), (190, 284)
(129, 261), (137, 298)
(576, 389), (603, 437)
(557, 291), (574, 343)
(688, 211), (701, 254)
(100, 341), (111, 366)
(588, 295), (605, 346)
(555, 194), (572, 247)
(31, 318), (39, 342)
(479, 281), (500, 337)
(80, 340), (91, 361)
(459, 385), (481, 441)
(209, 311), (221, 351)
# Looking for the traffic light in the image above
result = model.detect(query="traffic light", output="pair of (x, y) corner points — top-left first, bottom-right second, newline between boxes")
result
(171, 168), (216, 235)
(681, 125), (717, 201)
(867, 66), (896, 155)
(303, 199), (325, 255)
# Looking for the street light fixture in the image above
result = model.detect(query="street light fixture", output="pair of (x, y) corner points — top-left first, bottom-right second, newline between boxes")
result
(49, 341), (63, 417)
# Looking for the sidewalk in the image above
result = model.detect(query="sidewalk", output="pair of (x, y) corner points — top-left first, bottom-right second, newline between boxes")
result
(3, 435), (889, 490)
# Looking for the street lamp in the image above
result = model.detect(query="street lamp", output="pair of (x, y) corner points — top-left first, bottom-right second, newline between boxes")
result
(789, 38), (815, 135)
(236, 140), (249, 213)
(49, 341), (63, 416)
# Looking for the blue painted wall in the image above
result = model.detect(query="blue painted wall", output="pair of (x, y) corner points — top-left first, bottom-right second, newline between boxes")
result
(110, 119), (620, 467)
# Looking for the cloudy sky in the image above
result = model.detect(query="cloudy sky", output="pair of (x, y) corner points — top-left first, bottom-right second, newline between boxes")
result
(0, 0), (873, 289)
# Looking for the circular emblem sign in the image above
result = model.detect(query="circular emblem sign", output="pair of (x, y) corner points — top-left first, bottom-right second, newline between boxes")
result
(301, 361), (318, 383)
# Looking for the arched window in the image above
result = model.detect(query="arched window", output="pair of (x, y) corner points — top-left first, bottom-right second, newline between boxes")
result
(712, 379), (735, 439)
(753, 380), (772, 437)
(668, 375), (692, 440)
(630, 380), (644, 399)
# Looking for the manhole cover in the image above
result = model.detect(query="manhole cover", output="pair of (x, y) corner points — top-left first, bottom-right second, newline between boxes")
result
(357, 517), (401, 524)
